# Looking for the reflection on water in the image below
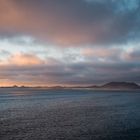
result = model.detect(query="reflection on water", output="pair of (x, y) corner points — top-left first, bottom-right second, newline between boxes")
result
(0, 88), (140, 140)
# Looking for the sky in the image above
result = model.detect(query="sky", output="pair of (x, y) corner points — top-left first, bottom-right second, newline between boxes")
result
(0, 0), (140, 86)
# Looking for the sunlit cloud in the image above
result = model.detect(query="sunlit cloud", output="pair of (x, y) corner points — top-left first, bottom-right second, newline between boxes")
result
(7, 53), (44, 66)
(0, 0), (140, 86)
(0, 0), (139, 46)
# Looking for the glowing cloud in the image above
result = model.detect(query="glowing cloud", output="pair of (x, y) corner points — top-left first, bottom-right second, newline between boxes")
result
(0, 0), (140, 86)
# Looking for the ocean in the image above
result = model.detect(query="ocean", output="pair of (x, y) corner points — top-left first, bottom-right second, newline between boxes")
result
(0, 88), (140, 140)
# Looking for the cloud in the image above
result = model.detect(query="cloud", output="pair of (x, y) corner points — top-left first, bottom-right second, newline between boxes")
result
(0, 0), (139, 46)
(81, 47), (121, 62)
(0, 48), (140, 86)
(0, 40), (139, 86)
(121, 47), (140, 62)
(0, 0), (140, 86)
(0, 53), (44, 66)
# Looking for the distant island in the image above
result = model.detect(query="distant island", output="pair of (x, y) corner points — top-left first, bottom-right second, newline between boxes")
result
(100, 82), (140, 90)
(75, 82), (140, 90)
(0, 82), (140, 90)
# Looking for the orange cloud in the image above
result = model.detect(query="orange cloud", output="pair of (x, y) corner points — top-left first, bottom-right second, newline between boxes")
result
(0, 0), (24, 29)
(0, 0), (107, 46)
(0, 0), (139, 46)
(7, 53), (44, 66)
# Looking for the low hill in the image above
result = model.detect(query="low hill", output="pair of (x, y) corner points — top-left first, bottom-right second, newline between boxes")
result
(101, 82), (140, 89)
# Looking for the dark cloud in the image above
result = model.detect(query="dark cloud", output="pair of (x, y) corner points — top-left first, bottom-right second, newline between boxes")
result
(0, 59), (140, 85)
(0, 0), (140, 86)
(128, 49), (140, 61)
(0, 0), (139, 45)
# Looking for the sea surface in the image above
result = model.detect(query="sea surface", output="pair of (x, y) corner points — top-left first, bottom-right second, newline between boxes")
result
(0, 88), (140, 140)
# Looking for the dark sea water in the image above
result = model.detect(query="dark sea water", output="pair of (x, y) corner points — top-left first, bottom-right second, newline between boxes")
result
(0, 88), (140, 140)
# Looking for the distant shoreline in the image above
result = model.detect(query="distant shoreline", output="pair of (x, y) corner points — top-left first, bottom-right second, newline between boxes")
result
(0, 82), (140, 90)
